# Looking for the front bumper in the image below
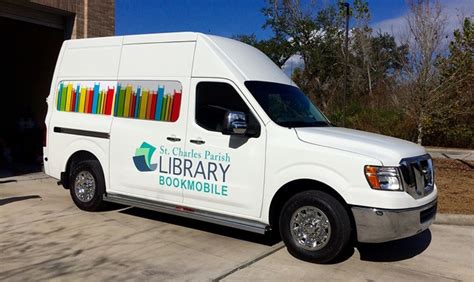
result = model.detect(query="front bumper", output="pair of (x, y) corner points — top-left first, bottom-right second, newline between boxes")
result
(351, 199), (437, 243)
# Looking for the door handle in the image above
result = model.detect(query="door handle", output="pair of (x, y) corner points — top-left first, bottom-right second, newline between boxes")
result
(190, 139), (205, 145)
(167, 136), (181, 142)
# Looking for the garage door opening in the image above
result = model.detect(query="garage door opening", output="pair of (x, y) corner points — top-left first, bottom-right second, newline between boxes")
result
(0, 16), (64, 177)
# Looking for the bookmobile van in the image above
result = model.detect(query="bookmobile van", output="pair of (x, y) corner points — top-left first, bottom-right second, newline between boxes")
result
(44, 32), (437, 263)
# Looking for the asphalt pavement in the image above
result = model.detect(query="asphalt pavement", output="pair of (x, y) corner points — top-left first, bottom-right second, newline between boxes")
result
(1, 175), (473, 281)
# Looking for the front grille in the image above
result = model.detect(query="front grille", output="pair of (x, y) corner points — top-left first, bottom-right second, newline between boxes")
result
(399, 154), (434, 199)
(420, 203), (437, 223)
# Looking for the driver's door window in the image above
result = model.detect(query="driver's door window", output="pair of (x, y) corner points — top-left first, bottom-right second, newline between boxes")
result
(195, 82), (250, 132)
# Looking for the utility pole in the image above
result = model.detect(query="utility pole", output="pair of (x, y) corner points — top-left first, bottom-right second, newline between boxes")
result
(343, 2), (350, 127)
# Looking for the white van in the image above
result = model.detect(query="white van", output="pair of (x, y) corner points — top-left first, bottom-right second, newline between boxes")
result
(44, 32), (437, 263)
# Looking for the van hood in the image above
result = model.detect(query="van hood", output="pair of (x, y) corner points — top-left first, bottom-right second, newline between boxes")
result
(295, 127), (426, 165)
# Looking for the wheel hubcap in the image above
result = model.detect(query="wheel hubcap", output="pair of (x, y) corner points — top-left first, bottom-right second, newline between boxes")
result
(74, 171), (96, 203)
(290, 206), (331, 250)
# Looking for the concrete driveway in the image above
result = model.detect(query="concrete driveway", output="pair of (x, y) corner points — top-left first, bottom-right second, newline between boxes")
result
(1, 174), (473, 281)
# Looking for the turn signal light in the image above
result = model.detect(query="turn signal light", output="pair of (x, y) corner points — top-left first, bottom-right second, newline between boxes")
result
(365, 166), (381, 189)
(364, 165), (402, 191)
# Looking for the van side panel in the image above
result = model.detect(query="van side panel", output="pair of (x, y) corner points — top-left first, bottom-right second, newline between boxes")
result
(59, 41), (122, 79)
(108, 41), (196, 202)
(47, 39), (122, 188)
(119, 42), (195, 78)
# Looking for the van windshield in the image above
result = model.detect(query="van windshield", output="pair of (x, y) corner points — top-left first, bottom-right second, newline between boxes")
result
(244, 81), (330, 128)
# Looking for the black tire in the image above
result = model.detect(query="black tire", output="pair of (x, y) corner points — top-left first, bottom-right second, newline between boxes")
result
(279, 190), (352, 263)
(69, 160), (107, 211)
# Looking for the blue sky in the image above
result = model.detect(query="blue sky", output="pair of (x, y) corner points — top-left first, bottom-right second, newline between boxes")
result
(115, 0), (472, 39)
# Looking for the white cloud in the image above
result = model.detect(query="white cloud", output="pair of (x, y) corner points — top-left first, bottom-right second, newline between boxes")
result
(372, 0), (473, 42)
(372, 16), (407, 39)
(442, 0), (474, 33)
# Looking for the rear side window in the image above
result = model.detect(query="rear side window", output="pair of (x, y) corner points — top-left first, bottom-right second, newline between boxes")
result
(56, 81), (116, 115)
(195, 82), (250, 132)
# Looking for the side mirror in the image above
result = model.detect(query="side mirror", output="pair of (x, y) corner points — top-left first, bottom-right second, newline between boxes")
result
(223, 111), (247, 135)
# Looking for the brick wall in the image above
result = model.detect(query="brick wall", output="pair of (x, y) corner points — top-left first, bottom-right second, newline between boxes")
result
(31, 0), (114, 38)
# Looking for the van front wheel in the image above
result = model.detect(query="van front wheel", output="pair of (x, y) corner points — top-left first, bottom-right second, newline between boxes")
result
(69, 160), (107, 211)
(279, 190), (352, 263)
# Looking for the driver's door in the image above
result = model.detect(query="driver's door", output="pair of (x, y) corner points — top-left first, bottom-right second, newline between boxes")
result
(182, 78), (266, 218)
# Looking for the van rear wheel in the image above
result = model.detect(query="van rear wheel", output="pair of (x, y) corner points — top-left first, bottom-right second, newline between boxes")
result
(279, 190), (352, 263)
(69, 160), (107, 211)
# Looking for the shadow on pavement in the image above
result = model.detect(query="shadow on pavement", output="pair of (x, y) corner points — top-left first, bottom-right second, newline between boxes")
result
(324, 246), (356, 264)
(0, 179), (18, 184)
(0, 195), (41, 206)
(357, 229), (432, 262)
(120, 207), (282, 246)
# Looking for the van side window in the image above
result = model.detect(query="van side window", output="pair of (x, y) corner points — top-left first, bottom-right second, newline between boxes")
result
(56, 81), (116, 115)
(113, 80), (182, 122)
(195, 82), (252, 132)
(56, 80), (183, 122)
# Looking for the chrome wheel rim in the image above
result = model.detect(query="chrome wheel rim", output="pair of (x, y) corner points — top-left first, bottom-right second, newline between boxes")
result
(74, 171), (96, 203)
(290, 206), (331, 251)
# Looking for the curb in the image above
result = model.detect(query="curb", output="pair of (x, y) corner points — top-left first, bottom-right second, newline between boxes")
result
(426, 147), (474, 161)
(426, 146), (474, 153)
(434, 213), (474, 226)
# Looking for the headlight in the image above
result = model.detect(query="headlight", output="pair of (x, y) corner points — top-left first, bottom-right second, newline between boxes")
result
(364, 165), (403, 191)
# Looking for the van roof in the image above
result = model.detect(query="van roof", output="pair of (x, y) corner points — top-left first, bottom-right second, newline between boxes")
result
(65, 32), (198, 47)
(64, 32), (294, 85)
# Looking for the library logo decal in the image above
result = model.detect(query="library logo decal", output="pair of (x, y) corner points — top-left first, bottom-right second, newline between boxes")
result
(133, 142), (157, 172)
(133, 141), (232, 197)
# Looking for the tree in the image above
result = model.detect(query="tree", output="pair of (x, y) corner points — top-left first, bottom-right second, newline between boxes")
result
(424, 18), (474, 147)
(401, 0), (447, 145)
(351, 0), (373, 95)
(257, 0), (347, 111)
(291, 5), (346, 111)
(232, 0), (471, 148)
(236, 0), (408, 119)
(351, 0), (409, 100)
(369, 33), (408, 78)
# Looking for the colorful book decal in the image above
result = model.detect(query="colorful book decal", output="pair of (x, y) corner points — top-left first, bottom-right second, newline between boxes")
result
(113, 81), (182, 122)
(57, 81), (182, 122)
(57, 82), (115, 115)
